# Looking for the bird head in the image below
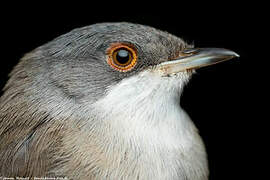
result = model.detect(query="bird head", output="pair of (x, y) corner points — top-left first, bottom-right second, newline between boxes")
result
(17, 22), (238, 107)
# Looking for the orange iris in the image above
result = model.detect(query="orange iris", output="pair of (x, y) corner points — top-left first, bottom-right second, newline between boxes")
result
(106, 43), (137, 72)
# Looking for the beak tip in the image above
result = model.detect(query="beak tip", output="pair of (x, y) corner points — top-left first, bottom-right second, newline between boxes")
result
(220, 49), (240, 58)
(233, 52), (240, 58)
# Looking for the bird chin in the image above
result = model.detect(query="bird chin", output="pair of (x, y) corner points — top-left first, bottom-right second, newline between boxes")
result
(161, 69), (195, 78)
(149, 62), (195, 78)
(149, 65), (194, 79)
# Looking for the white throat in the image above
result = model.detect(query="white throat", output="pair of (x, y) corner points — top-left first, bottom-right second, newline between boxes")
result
(96, 70), (193, 145)
(90, 70), (209, 179)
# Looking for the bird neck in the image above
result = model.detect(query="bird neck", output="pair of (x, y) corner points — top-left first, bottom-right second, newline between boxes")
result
(90, 70), (198, 148)
(74, 70), (208, 179)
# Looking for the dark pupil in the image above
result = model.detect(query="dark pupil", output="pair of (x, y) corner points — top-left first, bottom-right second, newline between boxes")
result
(116, 49), (130, 64)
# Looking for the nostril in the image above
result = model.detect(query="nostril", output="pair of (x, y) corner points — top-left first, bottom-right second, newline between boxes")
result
(175, 48), (199, 60)
(182, 48), (198, 54)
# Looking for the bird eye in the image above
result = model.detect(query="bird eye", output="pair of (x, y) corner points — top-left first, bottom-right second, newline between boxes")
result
(107, 43), (137, 72)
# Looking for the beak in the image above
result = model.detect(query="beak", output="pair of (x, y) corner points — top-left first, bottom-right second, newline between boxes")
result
(157, 48), (239, 75)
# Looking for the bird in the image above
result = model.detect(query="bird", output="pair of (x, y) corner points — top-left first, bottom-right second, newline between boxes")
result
(0, 22), (238, 180)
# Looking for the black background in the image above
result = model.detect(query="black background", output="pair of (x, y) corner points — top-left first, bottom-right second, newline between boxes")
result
(0, 2), (261, 180)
